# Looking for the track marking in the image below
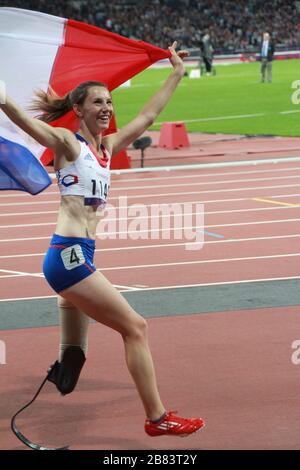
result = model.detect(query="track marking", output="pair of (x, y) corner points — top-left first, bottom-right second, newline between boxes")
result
(201, 230), (224, 239)
(109, 157), (300, 174)
(1, 217), (300, 243)
(123, 276), (300, 292)
(152, 113), (266, 126)
(0, 270), (137, 290)
(2, 204), (300, 230)
(0, 268), (44, 278)
(106, 284), (141, 291)
(0, 294), (57, 302)
(95, 252), (300, 271)
(273, 194), (300, 199)
(1, 182), (300, 207)
(79, 174), (300, 192)
(2, 193), (300, 218)
(1, 164), (300, 197)
(1, 252), (300, 275)
(280, 110), (300, 115)
(1, 276), (300, 302)
(1, 234), (300, 260)
(3, 174), (300, 196)
(253, 197), (300, 207)
(152, 110), (300, 126)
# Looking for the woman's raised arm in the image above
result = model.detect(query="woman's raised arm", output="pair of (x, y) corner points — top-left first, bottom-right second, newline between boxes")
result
(106, 42), (189, 156)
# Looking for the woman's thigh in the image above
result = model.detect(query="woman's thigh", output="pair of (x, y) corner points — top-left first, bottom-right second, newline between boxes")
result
(59, 271), (145, 336)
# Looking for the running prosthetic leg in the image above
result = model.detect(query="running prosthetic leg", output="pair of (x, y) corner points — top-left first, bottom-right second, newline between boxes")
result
(47, 345), (86, 395)
(11, 346), (86, 450)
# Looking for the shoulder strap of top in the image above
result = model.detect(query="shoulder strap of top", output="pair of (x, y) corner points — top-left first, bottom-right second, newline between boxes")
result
(75, 133), (109, 168)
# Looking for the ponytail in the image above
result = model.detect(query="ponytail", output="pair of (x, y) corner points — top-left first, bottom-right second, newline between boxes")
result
(30, 87), (72, 123)
(30, 81), (108, 123)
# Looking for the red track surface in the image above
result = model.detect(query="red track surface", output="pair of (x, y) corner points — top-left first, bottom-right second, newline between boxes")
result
(1, 307), (300, 450)
(1, 160), (300, 299)
(1, 159), (300, 450)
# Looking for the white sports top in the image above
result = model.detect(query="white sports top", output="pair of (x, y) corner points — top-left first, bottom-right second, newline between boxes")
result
(56, 134), (111, 207)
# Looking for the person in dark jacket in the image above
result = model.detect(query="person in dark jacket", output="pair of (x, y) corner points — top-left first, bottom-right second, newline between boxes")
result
(201, 33), (214, 74)
(260, 32), (275, 83)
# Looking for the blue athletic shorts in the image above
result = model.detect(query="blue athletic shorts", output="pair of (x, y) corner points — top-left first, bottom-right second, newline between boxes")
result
(43, 234), (96, 293)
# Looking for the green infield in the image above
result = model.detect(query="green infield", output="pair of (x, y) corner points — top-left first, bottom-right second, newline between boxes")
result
(112, 59), (300, 137)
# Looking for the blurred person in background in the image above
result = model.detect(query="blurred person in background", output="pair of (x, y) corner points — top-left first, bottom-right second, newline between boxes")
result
(200, 32), (215, 75)
(260, 31), (275, 83)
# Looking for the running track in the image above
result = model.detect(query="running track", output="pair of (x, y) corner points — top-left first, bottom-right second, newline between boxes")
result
(1, 159), (300, 450)
(1, 160), (300, 300)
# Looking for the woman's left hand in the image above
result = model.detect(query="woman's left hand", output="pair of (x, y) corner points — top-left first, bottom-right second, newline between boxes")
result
(168, 41), (189, 74)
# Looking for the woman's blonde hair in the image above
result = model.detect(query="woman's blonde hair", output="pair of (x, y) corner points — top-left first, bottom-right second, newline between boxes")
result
(30, 80), (108, 123)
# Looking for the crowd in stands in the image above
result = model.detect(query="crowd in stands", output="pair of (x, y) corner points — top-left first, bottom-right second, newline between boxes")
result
(1, 0), (300, 53)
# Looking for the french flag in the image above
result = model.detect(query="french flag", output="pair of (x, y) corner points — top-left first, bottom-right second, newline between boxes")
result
(0, 7), (170, 194)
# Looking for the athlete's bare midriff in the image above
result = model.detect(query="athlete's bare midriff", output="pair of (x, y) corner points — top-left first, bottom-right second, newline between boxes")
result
(53, 140), (109, 240)
(55, 195), (100, 239)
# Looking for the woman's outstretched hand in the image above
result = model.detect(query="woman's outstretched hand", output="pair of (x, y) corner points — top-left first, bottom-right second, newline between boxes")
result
(168, 41), (189, 75)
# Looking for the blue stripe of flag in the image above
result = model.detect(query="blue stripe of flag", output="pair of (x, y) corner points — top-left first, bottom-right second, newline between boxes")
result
(0, 135), (51, 195)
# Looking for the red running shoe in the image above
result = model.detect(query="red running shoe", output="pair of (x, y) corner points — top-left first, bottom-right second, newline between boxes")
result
(145, 411), (205, 437)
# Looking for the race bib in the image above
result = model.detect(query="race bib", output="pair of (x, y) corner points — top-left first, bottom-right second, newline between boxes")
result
(60, 244), (85, 270)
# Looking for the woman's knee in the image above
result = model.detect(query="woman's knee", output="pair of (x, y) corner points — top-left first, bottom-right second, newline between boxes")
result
(123, 315), (148, 342)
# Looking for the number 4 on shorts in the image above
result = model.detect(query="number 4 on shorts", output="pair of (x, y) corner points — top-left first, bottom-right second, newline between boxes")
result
(70, 248), (80, 264)
(61, 244), (85, 270)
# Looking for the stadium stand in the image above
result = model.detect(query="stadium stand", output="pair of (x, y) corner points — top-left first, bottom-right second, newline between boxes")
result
(1, 0), (299, 54)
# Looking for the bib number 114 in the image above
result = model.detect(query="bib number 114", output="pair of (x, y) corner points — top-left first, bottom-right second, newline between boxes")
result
(91, 179), (109, 200)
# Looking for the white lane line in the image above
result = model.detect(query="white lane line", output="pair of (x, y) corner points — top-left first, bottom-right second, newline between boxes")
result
(108, 183), (300, 200)
(0, 233), (298, 259)
(0, 272), (139, 291)
(2, 165), (300, 199)
(0, 217), (300, 243)
(0, 294), (57, 301)
(0, 269), (139, 292)
(0, 275), (26, 279)
(0, 268), (44, 278)
(2, 192), (300, 218)
(0, 233), (300, 260)
(1, 252), (300, 276)
(2, 173), (300, 197)
(1, 182), (300, 207)
(104, 165), (300, 183)
(106, 174), (300, 192)
(1, 204), (300, 230)
(1, 276), (300, 302)
(280, 110), (300, 114)
(122, 276), (300, 292)
(0, 210), (58, 217)
(0, 222), (57, 228)
(272, 193), (300, 199)
(109, 157), (300, 174)
(105, 284), (141, 291)
(152, 110), (300, 126)
(113, 174), (300, 192)
(152, 113), (266, 126)
(95, 252), (300, 271)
